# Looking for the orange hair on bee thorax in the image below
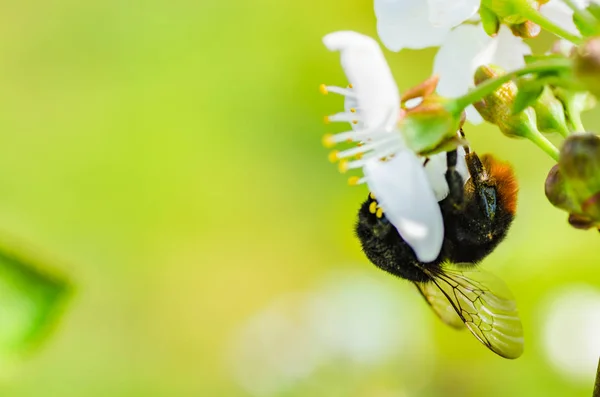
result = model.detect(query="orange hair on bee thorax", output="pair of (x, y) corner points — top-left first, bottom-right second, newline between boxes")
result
(480, 154), (519, 215)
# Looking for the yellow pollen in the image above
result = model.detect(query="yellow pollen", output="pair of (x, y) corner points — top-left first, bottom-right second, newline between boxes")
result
(376, 208), (383, 218)
(348, 176), (360, 186)
(328, 150), (339, 163)
(324, 115), (331, 124)
(357, 142), (363, 147)
(352, 120), (358, 125)
(319, 84), (328, 95)
(369, 201), (377, 214)
(354, 153), (363, 160)
(348, 84), (353, 88)
(350, 108), (356, 113)
(369, 192), (375, 200)
(322, 134), (335, 148)
(338, 160), (349, 173)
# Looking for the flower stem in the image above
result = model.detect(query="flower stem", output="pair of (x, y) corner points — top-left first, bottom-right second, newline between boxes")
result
(449, 59), (573, 114)
(526, 129), (560, 161)
(518, 4), (584, 44)
(569, 111), (586, 133)
(562, 0), (598, 35)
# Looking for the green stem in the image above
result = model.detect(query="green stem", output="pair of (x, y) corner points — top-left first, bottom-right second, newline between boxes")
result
(526, 129), (560, 161)
(569, 110), (586, 133)
(519, 4), (584, 44)
(562, 0), (598, 35)
(450, 59), (572, 114)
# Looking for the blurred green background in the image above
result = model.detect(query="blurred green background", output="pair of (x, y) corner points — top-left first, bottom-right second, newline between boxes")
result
(0, 1), (598, 396)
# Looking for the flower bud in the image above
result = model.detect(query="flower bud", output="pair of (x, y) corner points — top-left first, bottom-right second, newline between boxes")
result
(508, 20), (541, 38)
(480, 0), (544, 34)
(559, 133), (600, 201)
(546, 133), (600, 230)
(473, 65), (540, 139)
(545, 164), (579, 212)
(532, 86), (570, 136)
(573, 36), (600, 97)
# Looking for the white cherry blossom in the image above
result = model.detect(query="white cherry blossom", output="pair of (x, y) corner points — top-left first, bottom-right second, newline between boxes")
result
(322, 31), (469, 262)
(375, 0), (480, 51)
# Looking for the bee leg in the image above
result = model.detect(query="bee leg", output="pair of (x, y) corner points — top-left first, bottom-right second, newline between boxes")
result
(445, 149), (465, 211)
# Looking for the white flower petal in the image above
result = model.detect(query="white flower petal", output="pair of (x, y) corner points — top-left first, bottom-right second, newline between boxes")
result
(465, 105), (484, 125)
(433, 24), (495, 99)
(490, 26), (531, 72)
(433, 25), (529, 124)
(375, 0), (449, 51)
(323, 31), (400, 131)
(424, 146), (469, 201)
(426, 0), (480, 28)
(364, 153), (444, 262)
(540, 0), (580, 36)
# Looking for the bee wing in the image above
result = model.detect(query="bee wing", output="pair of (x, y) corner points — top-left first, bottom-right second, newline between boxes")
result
(414, 282), (465, 329)
(422, 264), (524, 359)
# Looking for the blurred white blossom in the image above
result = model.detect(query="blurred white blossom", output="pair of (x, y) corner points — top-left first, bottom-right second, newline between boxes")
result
(541, 284), (600, 383)
(226, 270), (435, 396)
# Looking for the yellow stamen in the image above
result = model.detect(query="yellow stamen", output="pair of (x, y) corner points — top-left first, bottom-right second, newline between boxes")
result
(322, 134), (335, 148)
(369, 202), (377, 214)
(354, 153), (363, 160)
(348, 84), (353, 88)
(376, 208), (383, 218)
(338, 160), (349, 173)
(350, 108), (356, 113)
(328, 150), (339, 163)
(348, 176), (360, 186)
(319, 84), (328, 95)
(352, 120), (358, 125)
(369, 192), (375, 200)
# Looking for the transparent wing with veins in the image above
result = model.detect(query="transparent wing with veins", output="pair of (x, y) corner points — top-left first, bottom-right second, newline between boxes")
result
(415, 264), (524, 359)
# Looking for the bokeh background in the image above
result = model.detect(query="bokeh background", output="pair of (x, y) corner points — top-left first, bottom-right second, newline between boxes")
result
(0, 1), (598, 396)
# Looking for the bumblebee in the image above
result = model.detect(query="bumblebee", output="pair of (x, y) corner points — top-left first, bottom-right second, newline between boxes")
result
(355, 142), (523, 359)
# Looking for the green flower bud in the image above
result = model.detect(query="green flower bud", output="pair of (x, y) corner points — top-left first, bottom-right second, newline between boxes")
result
(545, 164), (580, 213)
(532, 86), (570, 136)
(573, 36), (600, 97)
(473, 64), (560, 160)
(473, 65), (540, 139)
(546, 133), (600, 230)
(559, 133), (600, 201)
(481, 0), (543, 27)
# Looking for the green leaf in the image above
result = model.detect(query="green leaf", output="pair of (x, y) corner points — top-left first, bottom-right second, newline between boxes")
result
(573, 13), (596, 37)
(0, 236), (72, 363)
(587, 4), (600, 20)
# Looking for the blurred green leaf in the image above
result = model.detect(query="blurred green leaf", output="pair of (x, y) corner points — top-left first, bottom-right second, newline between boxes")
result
(0, 235), (71, 361)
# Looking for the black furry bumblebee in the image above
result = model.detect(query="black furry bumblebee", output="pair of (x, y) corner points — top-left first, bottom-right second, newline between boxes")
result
(355, 142), (523, 359)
